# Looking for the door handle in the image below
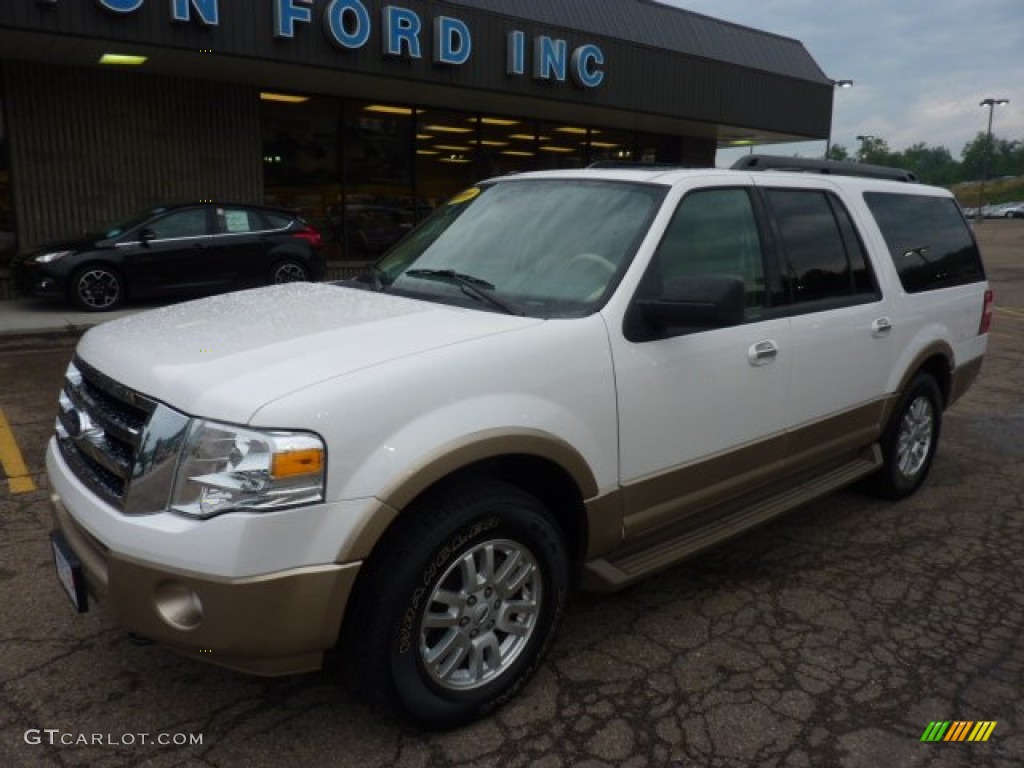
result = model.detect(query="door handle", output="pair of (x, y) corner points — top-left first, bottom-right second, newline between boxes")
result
(872, 317), (893, 337)
(748, 340), (779, 366)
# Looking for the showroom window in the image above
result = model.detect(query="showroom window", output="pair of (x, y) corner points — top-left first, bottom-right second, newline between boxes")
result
(0, 82), (15, 266)
(343, 102), (415, 260)
(588, 127), (635, 165)
(415, 106), (480, 209)
(477, 114), (536, 179)
(261, 91), (688, 265)
(535, 122), (590, 171)
(262, 94), (342, 258)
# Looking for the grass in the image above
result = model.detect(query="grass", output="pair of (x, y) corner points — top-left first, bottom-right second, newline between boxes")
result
(952, 176), (1024, 207)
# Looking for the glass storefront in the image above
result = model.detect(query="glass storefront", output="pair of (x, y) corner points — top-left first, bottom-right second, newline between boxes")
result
(261, 95), (684, 262)
(262, 94), (342, 259)
(344, 102), (415, 260)
(0, 80), (15, 266)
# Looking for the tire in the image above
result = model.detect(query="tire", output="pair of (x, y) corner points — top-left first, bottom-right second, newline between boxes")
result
(269, 259), (309, 284)
(869, 373), (943, 499)
(342, 478), (570, 729)
(70, 265), (124, 311)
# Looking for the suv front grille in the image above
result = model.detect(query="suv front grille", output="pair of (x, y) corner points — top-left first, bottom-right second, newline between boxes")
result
(56, 358), (191, 514)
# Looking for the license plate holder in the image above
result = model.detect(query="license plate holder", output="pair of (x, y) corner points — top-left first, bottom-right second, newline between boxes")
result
(50, 530), (89, 613)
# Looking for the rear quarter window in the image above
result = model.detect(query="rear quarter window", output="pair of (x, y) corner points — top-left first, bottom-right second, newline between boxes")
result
(863, 192), (985, 293)
(263, 212), (294, 229)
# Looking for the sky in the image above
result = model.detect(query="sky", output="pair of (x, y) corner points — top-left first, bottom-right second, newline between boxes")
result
(657, 0), (1024, 166)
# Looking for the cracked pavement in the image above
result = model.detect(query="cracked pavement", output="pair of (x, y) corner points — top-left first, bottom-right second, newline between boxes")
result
(1, 222), (1022, 767)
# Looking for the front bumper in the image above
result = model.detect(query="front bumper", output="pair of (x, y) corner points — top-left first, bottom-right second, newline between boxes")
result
(10, 260), (65, 299)
(52, 494), (360, 676)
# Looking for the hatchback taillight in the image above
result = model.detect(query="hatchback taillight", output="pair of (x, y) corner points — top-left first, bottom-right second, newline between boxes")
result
(293, 224), (322, 248)
(979, 289), (994, 335)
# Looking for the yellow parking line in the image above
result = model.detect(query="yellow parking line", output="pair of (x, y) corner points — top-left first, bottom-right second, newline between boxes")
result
(0, 407), (37, 494)
(995, 307), (1024, 317)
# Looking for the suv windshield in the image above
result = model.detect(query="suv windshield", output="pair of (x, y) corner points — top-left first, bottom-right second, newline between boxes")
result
(375, 179), (666, 318)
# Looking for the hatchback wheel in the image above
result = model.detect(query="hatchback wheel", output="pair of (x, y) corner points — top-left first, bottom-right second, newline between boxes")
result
(71, 266), (124, 311)
(269, 260), (309, 284)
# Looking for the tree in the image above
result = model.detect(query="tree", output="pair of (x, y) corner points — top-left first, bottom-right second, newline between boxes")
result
(900, 143), (958, 186)
(961, 133), (1023, 181)
(827, 144), (850, 161)
(857, 136), (892, 165)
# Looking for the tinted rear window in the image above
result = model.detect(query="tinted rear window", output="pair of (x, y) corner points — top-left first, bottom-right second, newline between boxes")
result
(263, 212), (293, 229)
(863, 192), (985, 293)
(765, 189), (879, 305)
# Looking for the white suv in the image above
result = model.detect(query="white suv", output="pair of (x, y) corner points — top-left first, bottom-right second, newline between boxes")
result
(47, 157), (991, 728)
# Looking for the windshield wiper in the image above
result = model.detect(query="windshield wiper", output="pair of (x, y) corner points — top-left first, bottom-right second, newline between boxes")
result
(352, 266), (388, 291)
(404, 269), (524, 316)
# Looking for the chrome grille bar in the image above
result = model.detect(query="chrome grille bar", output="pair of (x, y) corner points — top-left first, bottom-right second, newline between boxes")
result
(56, 358), (190, 515)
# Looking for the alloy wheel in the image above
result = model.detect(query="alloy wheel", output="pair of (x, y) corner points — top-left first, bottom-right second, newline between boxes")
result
(896, 395), (934, 478)
(419, 538), (542, 691)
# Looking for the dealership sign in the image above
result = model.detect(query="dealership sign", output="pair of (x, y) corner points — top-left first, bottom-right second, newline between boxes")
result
(88, 0), (606, 88)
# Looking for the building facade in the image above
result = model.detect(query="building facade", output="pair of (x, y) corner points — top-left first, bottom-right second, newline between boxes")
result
(0, 0), (833, 264)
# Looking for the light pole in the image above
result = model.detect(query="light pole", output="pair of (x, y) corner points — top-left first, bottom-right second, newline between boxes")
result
(825, 79), (853, 158)
(855, 134), (877, 163)
(977, 98), (1009, 221)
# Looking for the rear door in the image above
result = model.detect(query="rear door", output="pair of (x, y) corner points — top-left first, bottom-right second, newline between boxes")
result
(205, 206), (279, 288)
(755, 180), (895, 470)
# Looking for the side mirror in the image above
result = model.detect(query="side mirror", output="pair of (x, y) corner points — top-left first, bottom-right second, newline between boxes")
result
(633, 275), (746, 337)
(139, 228), (156, 246)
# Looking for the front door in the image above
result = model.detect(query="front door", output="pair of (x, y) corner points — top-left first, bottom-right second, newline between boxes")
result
(125, 206), (214, 295)
(609, 185), (793, 537)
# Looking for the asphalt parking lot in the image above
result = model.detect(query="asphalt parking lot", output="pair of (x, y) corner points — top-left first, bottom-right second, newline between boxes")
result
(1, 221), (1022, 767)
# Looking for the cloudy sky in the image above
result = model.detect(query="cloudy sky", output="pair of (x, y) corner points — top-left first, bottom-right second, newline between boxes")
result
(658, 0), (1023, 166)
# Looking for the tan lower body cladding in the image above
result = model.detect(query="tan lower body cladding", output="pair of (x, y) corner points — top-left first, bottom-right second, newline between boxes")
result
(583, 399), (893, 589)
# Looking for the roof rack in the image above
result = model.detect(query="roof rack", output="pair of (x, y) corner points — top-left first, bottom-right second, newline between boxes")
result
(731, 154), (918, 183)
(586, 161), (692, 171)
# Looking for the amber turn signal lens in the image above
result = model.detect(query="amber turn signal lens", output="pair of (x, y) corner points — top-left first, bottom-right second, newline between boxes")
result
(270, 449), (324, 478)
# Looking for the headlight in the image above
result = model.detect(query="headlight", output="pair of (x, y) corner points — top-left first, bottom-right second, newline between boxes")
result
(170, 420), (325, 519)
(33, 250), (72, 264)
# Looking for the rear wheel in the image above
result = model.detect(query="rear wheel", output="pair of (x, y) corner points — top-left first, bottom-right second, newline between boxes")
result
(343, 478), (570, 729)
(269, 259), (309, 284)
(870, 372), (943, 499)
(70, 266), (124, 311)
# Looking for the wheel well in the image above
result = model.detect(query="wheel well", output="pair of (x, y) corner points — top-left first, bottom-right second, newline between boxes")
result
(384, 454), (589, 575)
(917, 355), (952, 408)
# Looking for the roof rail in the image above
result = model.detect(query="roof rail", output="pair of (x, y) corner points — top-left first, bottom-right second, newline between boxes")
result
(586, 161), (692, 171)
(731, 154), (918, 183)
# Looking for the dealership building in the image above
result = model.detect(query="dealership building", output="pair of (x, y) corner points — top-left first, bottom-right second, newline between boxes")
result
(0, 0), (833, 264)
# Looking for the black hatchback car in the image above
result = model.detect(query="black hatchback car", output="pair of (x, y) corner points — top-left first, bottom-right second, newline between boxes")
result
(11, 203), (324, 311)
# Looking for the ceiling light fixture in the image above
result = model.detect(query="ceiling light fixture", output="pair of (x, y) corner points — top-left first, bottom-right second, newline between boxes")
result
(260, 92), (310, 103)
(99, 53), (147, 66)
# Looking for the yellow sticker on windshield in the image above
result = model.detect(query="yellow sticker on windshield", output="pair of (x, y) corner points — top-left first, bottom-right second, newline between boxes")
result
(447, 187), (481, 206)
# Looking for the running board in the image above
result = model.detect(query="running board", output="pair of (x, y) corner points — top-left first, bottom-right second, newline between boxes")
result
(583, 446), (882, 591)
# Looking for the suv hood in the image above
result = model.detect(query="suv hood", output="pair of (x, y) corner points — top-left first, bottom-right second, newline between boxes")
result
(77, 283), (542, 423)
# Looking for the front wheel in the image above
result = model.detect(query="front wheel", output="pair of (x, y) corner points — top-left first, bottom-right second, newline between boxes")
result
(869, 372), (943, 499)
(70, 266), (124, 311)
(343, 479), (570, 729)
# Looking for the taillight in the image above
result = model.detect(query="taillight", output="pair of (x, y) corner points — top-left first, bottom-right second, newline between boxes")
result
(293, 224), (322, 248)
(979, 288), (994, 335)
